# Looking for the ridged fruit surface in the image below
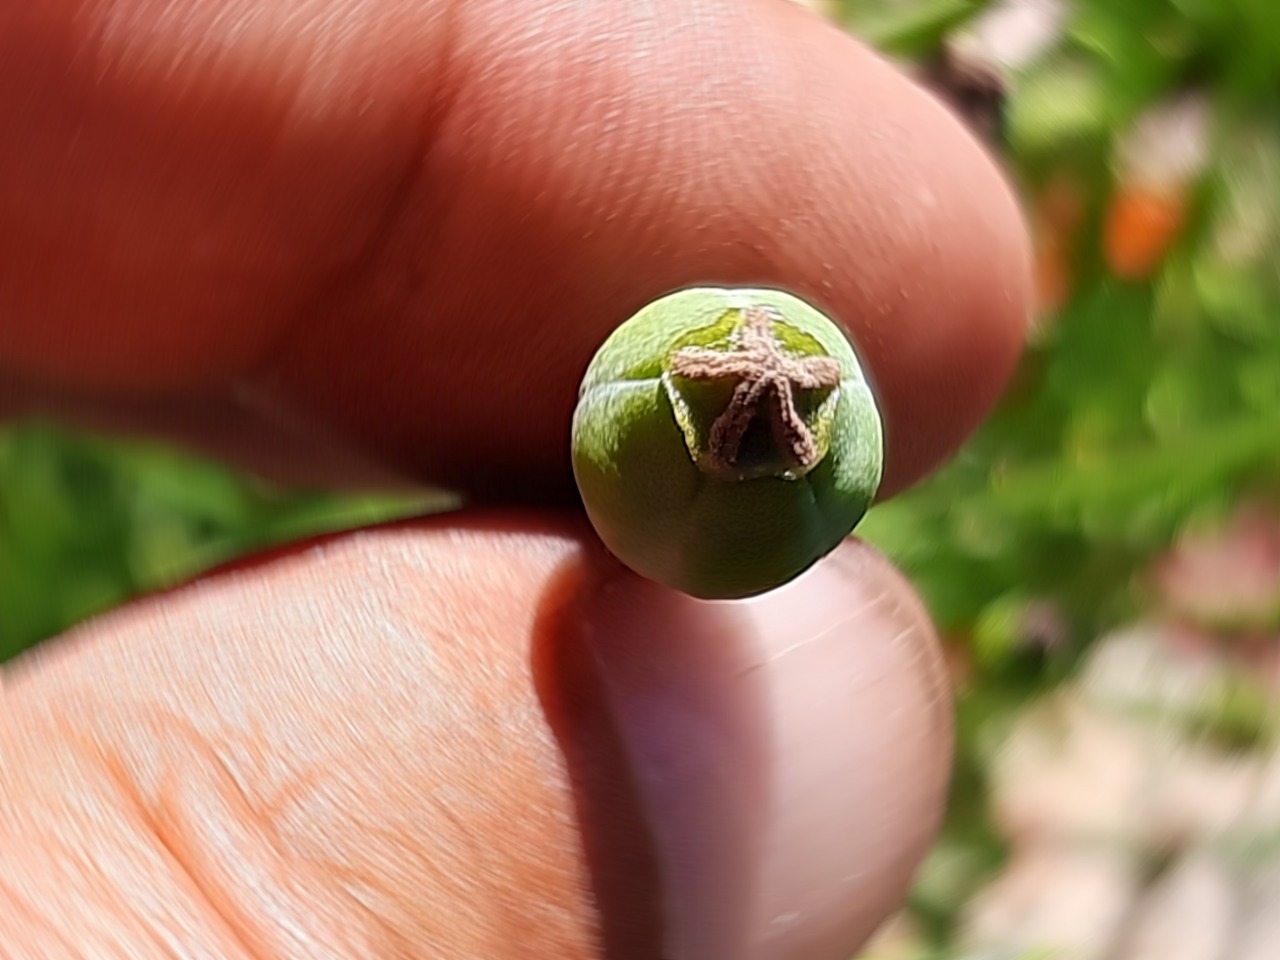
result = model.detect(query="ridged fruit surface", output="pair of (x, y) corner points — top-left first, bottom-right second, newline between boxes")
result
(571, 287), (883, 599)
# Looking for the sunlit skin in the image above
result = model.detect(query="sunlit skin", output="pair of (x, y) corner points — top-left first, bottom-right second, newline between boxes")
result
(0, 1), (1031, 957)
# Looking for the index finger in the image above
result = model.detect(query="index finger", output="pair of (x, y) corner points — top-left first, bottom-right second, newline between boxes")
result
(0, 0), (1030, 500)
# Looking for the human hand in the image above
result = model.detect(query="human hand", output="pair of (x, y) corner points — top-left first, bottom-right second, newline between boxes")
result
(0, 1), (1031, 957)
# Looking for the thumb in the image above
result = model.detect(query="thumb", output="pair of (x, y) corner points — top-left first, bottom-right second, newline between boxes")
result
(1, 513), (951, 959)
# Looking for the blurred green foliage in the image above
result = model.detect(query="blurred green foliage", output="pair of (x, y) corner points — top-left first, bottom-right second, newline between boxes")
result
(0, 425), (433, 661)
(844, 0), (1280, 673)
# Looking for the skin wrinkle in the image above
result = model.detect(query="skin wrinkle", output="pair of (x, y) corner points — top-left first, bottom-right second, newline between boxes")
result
(0, 873), (81, 957)
(0, 730), (254, 957)
(148, 751), (382, 957)
(76, 710), (381, 958)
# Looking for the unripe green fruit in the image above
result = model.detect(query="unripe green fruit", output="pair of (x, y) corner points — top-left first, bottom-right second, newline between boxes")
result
(571, 287), (884, 599)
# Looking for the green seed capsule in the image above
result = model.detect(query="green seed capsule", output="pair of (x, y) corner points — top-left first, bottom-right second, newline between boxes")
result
(571, 286), (884, 599)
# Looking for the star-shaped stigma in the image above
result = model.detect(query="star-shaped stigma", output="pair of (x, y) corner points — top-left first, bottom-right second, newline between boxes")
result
(668, 305), (842, 474)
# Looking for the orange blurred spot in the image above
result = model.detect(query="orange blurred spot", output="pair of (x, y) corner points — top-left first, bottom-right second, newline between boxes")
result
(1104, 185), (1187, 280)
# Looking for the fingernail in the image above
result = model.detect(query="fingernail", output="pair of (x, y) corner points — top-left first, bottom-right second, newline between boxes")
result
(544, 540), (953, 960)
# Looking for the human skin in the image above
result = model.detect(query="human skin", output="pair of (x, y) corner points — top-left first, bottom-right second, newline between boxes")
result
(0, 1), (1032, 958)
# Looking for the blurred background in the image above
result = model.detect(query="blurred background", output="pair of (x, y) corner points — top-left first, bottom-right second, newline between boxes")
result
(4, 0), (1280, 957)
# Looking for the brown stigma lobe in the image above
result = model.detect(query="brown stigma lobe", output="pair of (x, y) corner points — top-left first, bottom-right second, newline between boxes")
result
(668, 306), (842, 473)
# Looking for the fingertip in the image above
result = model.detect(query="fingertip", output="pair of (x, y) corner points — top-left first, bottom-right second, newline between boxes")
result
(0, 0), (1031, 504)
(269, 0), (1031, 499)
(552, 536), (953, 959)
(4, 509), (952, 959)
